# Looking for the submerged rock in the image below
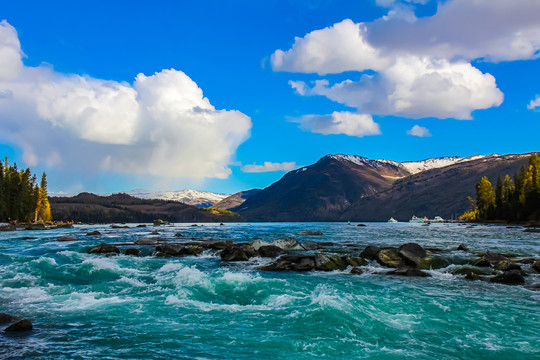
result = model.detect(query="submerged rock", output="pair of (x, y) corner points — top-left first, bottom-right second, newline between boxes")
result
(533, 259), (540, 273)
(221, 244), (258, 261)
(86, 231), (102, 236)
(386, 267), (431, 277)
(135, 238), (159, 245)
(88, 243), (120, 254)
(174, 233), (183, 237)
(0, 313), (19, 324)
(298, 230), (323, 236)
(136, 224), (147, 228)
(4, 319), (33, 332)
(111, 225), (129, 229)
(490, 270), (525, 285)
(57, 235), (78, 242)
(457, 244), (469, 251)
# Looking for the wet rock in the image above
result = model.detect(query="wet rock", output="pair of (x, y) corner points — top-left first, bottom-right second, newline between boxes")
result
(25, 223), (46, 230)
(0, 225), (16, 231)
(490, 270), (525, 285)
(258, 258), (291, 271)
(298, 230), (323, 236)
(150, 230), (160, 235)
(153, 219), (169, 226)
(386, 267), (431, 277)
(350, 267), (363, 274)
(86, 231), (101, 236)
(136, 224), (147, 228)
(135, 238), (159, 245)
(156, 244), (185, 256)
(0, 313), (19, 324)
(523, 228), (540, 233)
(465, 273), (481, 281)
(57, 235), (77, 241)
(250, 237), (304, 251)
(360, 245), (381, 260)
(21, 237), (34, 240)
(457, 244), (469, 251)
(4, 319), (33, 332)
(451, 267), (493, 276)
(124, 248), (140, 256)
(290, 257), (315, 271)
(533, 259), (540, 273)
(493, 260), (521, 272)
(398, 243), (428, 268)
(174, 233), (183, 237)
(258, 245), (285, 258)
(88, 243), (120, 254)
(302, 241), (334, 250)
(376, 247), (405, 268)
(221, 244), (258, 261)
(518, 258), (535, 264)
(201, 239), (233, 250)
(111, 225), (129, 229)
(183, 245), (203, 256)
(314, 254), (347, 271)
(54, 223), (73, 229)
(357, 224), (366, 227)
(474, 251), (509, 267)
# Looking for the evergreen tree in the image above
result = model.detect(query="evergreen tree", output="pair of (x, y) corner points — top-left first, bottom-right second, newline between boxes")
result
(37, 173), (52, 222)
(476, 176), (495, 220)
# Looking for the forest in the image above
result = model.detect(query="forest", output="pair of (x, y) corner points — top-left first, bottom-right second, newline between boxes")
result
(462, 154), (540, 221)
(0, 157), (51, 223)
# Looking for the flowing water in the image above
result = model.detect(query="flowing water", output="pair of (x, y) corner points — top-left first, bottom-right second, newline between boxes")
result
(1, 222), (539, 359)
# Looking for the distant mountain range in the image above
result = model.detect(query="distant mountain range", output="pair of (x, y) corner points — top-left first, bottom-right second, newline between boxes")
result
(122, 189), (229, 207)
(232, 153), (535, 222)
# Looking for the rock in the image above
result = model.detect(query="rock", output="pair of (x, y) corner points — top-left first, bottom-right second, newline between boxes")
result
(135, 238), (159, 245)
(376, 247), (405, 268)
(124, 248), (140, 256)
(298, 230), (323, 236)
(21, 237), (34, 240)
(136, 224), (147, 228)
(221, 244), (258, 261)
(156, 244), (185, 256)
(258, 258), (292, 271)
(0, 313), (19, 324)
(350, 267), (363, 274)
(25, 223), (46, 230)
(0, 225), (16, 231)
(182, 245), (203, 256)
(314, 254), (348, 271)
(343, 255), (368, 267)
(258, 245), (285, 258)
(360, 245), (381, 260)
(533, 259), (540, 273)
(153, 219), (169, 226)
(357, 224), (366, 227)
(518, 258), (535, 264)
(450, 267), (493, 276)
(250, 237), (303, 251)
(191, 224), (198, 227)
(201, 239), (233, 250)
(57, 235), (77, 241)
(88, 243), (120, 254)
(386, 267), (431, 277)
(111, 225), (129, 229)
(4, 319), (33, 332)
(290, 257), (315, 271)
(474, 251), (509, 267)
(523, 228), (540, 233)
(490, 270), (525, 285)
(174, 233), (183, 237)
(465, 273), (481, 281)
(86, 231), (102, 236)
(220, 223), (224, 226)
(457, 244), (469, 251)
(398, 243), (428, 268)
(302, 241), (334, 250)
(493, 260), (521, 272)
(150, 230), (160, 235)
(55, 223), (73, 229)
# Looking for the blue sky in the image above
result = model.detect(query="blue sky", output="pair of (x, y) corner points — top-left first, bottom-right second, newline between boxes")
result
(1, 0), (539, 195)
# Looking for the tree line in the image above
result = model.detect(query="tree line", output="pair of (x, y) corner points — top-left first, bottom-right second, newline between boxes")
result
(461, 154), (540, 221)
(0, 157), (51, 223)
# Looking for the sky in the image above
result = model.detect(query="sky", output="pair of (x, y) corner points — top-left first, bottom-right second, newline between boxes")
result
(1, 0), (539, 195)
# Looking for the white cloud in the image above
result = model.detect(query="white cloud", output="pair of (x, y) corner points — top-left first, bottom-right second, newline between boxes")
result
(293, 111), (381, 137)
(0, 21), (251, 179)
(271, 0), (540, 124)
(527, 95), (540, 111)
(407, 125), (431, 137)
(241, 161), (297, 173)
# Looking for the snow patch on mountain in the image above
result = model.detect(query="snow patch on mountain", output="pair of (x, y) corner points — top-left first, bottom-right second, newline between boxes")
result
(400, 157), (465, 174)
(124, 189), (229, 207)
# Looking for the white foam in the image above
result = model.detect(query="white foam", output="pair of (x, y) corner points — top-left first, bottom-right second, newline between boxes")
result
(117, 276), (146, 287)
(58, 292), (128, 311)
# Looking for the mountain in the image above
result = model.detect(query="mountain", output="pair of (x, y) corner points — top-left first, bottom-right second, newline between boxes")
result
(235, 153), (535, 222)
(213, 189), (262, 210)
(122, 189), (229, 207)
(50, 193), (242, 223)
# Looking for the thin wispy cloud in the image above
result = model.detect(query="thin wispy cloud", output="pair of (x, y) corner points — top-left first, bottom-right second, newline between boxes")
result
(241, 162), (296, 173)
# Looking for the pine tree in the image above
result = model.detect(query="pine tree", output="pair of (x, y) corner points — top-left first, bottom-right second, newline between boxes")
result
(38, 173), (52, 222)
(476, 176), (495, 220)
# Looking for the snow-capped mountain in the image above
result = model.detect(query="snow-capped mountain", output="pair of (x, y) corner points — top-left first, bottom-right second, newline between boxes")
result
(123, 189), (229, 207)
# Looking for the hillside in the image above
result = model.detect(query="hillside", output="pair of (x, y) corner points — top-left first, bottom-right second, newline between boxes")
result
(213, 189), (262, 210)
(50, 193), (242, 223)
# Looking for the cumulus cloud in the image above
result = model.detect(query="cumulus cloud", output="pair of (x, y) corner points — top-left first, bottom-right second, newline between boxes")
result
(271, 0), (540, 124)
(0, 21), (251, 179)
(527, 95), (540, 111)
(241, 161), (297, 173)
(407, 125), (431, 137)
(293, 111), (381, 137)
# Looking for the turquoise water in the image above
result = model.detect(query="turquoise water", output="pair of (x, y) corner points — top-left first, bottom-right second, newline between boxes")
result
(1, 223), (539, 359)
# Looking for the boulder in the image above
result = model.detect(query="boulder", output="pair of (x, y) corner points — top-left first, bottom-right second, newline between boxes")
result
(314, 254), (352, 271)
(221, 244), (258, 261)
(0, 313), (19, 324)
(25, 223), (46, 230)
(0, 225), (16, 232)
(150, 230), (160, 235)
(4, 319), (32, 332)
(153, 219), (169, 226)
(302, 241), (334, 250)
(298, 230), (323, 236)
(55, 223), (73, 229)
(290, 257), (315, 272)
(182, 245), (203, 256)
(57, 235), (77, 242)
(250, 237), (303, 251)
(136, 224), (147, 228)
(357, 224), (366, 227)
(376, 247), (405, 268)
(258, 245), (285, 258)
(523, 228), (540, 233)
(343, 255), (368, 267)
(450, 267), (493, 276)
(386, 267), (431, 277)
(465, 273), (481, 281)
(88, 243), (120, 254)
(360, 245), (381, 260)
(258, 258), (291, 271)
(457, 244), (469, 251)
(111, 225), (129, 229)
(86, 231), (102, 236)
(200, 239), (233, 250)
(533, 259), (540, 273)
(156, 244), (185, 256)
(474, 251), (509, 267)
(493, 260), (521, 272)
(398, 243), (428, 268)
(490, 270), (525, 285)
(350, 267), (363, 274)
(135, 238), (159, 245)
(124, 248), (140, 256)
(174, 233), (183, 237)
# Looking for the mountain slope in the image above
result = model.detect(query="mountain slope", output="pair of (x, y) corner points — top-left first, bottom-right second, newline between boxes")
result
(234, 155), (411, 221)
(123, 189), (229, 207)
(213, 189), (262, 210)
